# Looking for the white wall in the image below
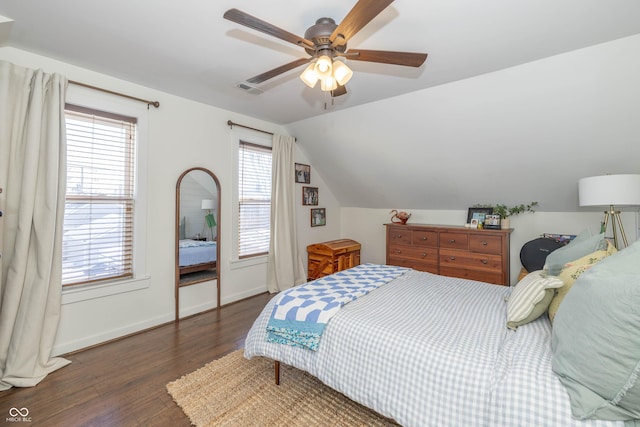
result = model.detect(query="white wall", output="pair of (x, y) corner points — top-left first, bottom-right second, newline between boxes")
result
(0, 47), (340, 354)
(341, 207), (638, 285)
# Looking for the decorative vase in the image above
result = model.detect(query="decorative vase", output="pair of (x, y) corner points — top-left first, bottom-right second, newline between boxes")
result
(500, 217), (510, 229)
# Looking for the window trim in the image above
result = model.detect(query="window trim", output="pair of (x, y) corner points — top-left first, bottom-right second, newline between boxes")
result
(61, 84), (149, 304)
(231, 128), (272, 267)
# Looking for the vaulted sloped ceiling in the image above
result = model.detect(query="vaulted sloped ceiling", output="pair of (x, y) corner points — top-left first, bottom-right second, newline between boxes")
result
(1, 1), (639, 212)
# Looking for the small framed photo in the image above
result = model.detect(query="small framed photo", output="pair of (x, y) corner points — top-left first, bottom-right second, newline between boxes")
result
(310, 208), (326, 227)
(467, 207), (493, 227)
(484, 214), (501, 229)
(302, 186), (318, 205)
(295, 163), (310, 184)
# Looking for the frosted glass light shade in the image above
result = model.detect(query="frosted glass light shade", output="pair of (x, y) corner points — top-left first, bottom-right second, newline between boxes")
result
(315, 55), (333, 78)
(201, 199), (215, 210)
(320, 75), (337, 91)
(300, 62), (319, 88)
(578, 174), (640, 207)
(332, 60), (353, 86)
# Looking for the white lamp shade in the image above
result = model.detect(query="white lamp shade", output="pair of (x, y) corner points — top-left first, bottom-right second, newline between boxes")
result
(201, 199), (215, 210)
(332, 60), (353, 86)
(578, 174), (640, 207)
(300, 62), (319, 88)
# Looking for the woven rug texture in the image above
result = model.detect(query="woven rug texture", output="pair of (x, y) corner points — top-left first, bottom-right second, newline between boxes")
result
(166, 349), (398, 426)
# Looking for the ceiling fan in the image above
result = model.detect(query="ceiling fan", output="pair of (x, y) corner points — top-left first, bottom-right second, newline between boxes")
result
(223, 0), (428, 97)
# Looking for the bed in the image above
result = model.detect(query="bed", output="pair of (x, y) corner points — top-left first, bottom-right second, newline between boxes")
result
(178, 239), (217, 275)
(245, 260), (639, 427)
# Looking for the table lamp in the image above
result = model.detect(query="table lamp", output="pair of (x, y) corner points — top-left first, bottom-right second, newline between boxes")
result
(578, 174), (640, 249)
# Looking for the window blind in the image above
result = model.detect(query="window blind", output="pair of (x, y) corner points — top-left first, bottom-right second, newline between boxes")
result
(62, 105), (136, 286)
(238, 141), (272, 258)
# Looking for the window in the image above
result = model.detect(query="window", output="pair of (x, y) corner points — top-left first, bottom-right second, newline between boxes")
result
(238, 140), (272, 258)
(62, 104), (136, 286)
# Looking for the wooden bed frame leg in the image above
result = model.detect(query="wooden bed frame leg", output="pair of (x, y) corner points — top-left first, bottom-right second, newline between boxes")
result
(274, 360), (280, 385)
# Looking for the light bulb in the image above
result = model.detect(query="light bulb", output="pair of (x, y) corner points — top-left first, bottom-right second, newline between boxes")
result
(315, 55), (333, 78)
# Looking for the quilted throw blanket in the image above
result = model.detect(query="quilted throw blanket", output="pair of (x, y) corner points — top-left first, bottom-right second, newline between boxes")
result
(266, 263), (409, 351)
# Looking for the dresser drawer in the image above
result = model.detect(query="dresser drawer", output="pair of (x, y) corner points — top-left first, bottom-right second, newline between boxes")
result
(390, 259), (438, 274)
(439, 232), (468, 250)
(412, 230), (438, 247)
(387, 227), (411, 245)
(439, 267), (504, 285)
(388, 245), (438, 264)
(439, 249), (502, 273)
(469, 234), (502, 255)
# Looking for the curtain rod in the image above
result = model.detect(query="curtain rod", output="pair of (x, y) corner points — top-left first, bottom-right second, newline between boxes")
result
(69, 80), (160, 108)
(226, 120), (296, 141)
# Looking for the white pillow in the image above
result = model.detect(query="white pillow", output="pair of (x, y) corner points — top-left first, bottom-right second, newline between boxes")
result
(506, 270), (563, 330)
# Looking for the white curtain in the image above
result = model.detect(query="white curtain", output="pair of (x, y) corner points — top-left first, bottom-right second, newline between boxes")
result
(267, 134), (306, 293)
(0, 61), (71, 390)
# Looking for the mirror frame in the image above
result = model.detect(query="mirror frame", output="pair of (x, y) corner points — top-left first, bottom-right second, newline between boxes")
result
(175, 167), (221, 321)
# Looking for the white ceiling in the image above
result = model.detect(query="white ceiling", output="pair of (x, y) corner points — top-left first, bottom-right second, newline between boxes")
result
(1, 0), (640, 125)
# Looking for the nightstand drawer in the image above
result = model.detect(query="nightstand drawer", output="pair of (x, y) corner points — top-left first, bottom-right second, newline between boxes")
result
(469, 235), (502, 255)
(439, 232), (468, 250)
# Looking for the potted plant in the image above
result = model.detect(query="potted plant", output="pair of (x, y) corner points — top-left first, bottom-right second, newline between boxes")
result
(493, 202), (538, 229)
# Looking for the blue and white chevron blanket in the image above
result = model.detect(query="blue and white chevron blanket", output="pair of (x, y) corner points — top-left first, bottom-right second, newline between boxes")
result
(266, 263), (409, 351)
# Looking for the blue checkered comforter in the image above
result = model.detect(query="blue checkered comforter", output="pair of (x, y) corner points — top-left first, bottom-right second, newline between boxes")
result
(266, 263), (408, 350)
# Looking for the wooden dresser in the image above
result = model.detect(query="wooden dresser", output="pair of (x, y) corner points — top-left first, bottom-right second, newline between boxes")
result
(307, 239), (361, 281)
(385, 223), (512, 286)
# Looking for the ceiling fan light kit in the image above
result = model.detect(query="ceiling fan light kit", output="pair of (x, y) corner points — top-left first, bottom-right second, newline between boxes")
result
(224, 0), (427, 98)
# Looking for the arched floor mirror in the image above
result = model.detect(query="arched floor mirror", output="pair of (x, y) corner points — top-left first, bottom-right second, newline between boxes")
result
(175, 167), (221, 321)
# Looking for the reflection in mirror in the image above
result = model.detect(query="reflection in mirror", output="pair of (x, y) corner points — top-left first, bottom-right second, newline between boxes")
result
(175, 167), (221, 321)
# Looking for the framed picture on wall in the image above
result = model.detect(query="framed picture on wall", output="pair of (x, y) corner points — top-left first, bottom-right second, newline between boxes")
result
(295, 163), (311, 184)
(302, 186), (318, 205)
(311, 208), (326, 227)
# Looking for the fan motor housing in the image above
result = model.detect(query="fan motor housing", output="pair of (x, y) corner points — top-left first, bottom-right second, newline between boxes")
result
(304, 18), (346, 56)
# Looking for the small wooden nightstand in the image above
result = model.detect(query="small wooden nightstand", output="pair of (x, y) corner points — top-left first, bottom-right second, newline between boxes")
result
(307, 239), (361, 281)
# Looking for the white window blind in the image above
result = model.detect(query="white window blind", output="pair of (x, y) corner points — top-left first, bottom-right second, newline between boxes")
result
(62, 104), (136, 286)
(238, 141), (272, 258)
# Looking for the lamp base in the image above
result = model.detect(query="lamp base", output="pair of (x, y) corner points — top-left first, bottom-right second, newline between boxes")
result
(603, 206), (628, 249)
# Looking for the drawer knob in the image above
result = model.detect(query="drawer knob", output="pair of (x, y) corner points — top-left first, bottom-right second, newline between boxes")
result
(482, 260), (488, 264)
(450, 256), (456, 260)
(482, 241), (488, 246)
(421, 253), (427, 258)
(449, 239), (455, 243)
(396, 250), (402, 254)
(421, 236), (428, 241)
(396, 235), (402, 238)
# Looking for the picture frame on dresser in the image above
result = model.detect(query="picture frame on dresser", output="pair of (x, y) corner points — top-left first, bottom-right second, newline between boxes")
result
(467, 207), (493, 226)
(484, 214), (501, 229)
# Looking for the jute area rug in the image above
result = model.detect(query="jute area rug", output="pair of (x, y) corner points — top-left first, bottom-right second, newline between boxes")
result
(166, 349), (399, 426)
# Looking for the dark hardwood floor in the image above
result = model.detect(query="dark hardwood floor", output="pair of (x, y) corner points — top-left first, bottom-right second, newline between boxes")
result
(0, 292), (273, 427)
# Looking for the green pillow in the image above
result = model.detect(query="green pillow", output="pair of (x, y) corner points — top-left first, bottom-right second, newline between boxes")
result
(506, 270), (563, 330)
(551, 240), (640, 421)
(544, 231), (605, 276)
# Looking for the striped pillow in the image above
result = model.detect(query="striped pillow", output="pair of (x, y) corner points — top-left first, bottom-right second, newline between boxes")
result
(506, 270), (563, 330)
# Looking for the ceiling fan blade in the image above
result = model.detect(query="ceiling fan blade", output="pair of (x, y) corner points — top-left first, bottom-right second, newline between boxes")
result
(246, 58), (311, 85)
(330, 0), (394, 44)
(345, 49), (427, 67)
(331, 84), (348, 97)
(224, 8), (314, 49)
